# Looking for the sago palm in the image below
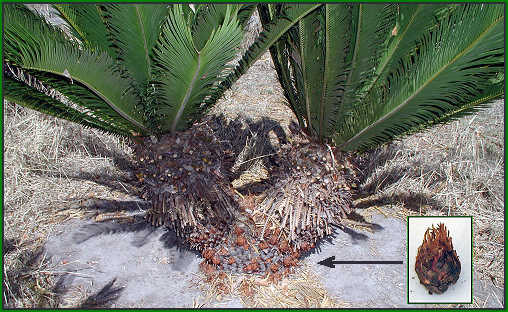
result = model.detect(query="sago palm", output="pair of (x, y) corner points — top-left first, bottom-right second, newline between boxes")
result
(2, 3), (319, 248)
(4, 3), (504, 278)
(256, 3), (504, 250)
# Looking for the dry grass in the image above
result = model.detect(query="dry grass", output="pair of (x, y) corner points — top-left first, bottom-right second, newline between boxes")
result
(191, 265), (351, 308)
(3, 103), (137, 308)
(355, 99), (505, 293)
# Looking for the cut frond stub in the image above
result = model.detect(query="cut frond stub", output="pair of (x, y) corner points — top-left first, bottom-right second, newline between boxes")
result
(256, 134), (360, 247)
(133, 122), (240, 242)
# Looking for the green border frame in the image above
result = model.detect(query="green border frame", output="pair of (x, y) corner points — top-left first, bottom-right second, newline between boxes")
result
(407, 216), (474, 305)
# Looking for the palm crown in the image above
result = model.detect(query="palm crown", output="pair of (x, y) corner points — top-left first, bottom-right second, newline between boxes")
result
(3, 4), (321, 138)
(4, 3), (504, 147)
(259, 4), (504, 151)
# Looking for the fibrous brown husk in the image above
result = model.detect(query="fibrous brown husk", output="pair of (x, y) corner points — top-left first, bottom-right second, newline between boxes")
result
(255, 132), (360, 248)
(132, 118), (303, 276)
(415, 223), (461, 294)
(133, 121), (240, 242)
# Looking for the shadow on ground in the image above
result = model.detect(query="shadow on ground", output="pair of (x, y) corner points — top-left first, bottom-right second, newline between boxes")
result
(41, 213), (209, 308)
(2, 247), (47, 308)
(352, 144), (446, 213)
(78, 278), (125, 309)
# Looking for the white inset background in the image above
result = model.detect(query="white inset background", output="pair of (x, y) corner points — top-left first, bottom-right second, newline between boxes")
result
(408, 217), (472, 303)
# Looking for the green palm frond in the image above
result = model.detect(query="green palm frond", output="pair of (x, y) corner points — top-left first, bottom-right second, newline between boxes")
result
(257, 4), (307, 128)
(188, 4), (253, 51)
(190, 4), (239, 51)
(343, 5), (388, 102)
(4, 65), (133, 136)
(428, 81), (504, 125)
(6, 3), (344, 139)
(318, 5), (352, 140)
(361, 5), (448, 95)
(4, 4), (264, 138)
(34, 70), (145, 135)
(204, 4), (322, 110)
(380, 80), (505, 141)
(338, 4), (504, 151)
(298, 8), (325, 136)
(264, 4), (504, 152)
(4, 4), (149, 134)
(53, 4), (115, 57)
(260, 4), (353, 139)
(103, 4), (168, 92)
(153, 4), (244, 133)
(237, 4), (257, 28)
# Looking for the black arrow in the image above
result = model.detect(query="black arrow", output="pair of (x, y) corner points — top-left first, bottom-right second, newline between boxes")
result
(318, 256), (403, 268)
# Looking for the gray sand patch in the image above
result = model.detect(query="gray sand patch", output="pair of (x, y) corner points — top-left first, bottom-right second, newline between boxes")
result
(303, 214), (409, 307)
(44, 217), (213, 308)
(43, 213), (502, 308)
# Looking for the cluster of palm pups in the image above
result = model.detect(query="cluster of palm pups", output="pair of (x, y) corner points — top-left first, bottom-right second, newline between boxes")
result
(3, 3), (504, 275)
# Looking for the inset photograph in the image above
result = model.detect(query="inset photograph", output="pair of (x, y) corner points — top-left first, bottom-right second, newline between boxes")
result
(408, 216), (472, 304)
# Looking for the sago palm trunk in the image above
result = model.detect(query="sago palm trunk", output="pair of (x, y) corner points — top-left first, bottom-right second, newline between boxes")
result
(257, 131), (359, 248)
(133, 121), (239, 242)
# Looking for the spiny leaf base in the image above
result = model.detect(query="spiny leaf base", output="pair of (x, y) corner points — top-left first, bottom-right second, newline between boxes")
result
(256, 136), (359, 248)
(133, 122), (239, 239)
